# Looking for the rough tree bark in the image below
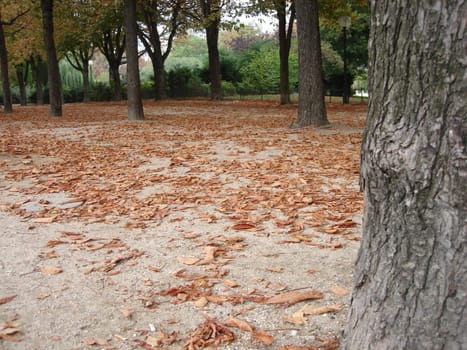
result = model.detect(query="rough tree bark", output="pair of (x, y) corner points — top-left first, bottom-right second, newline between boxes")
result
(292, 0), (328, 127)
(123, 0), (144, 121)
(345, 1), (466, 349)
(41, 0), (62, 116)
(199, 0), (222, 100)
(0, 21), (13, 113)
(276, 0), (295, 105)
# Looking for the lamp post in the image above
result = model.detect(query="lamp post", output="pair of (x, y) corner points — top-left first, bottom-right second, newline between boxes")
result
(338, 16), (351, 104)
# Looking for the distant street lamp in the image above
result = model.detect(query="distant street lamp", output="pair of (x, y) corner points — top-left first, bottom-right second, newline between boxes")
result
(338, 15), (351, 104)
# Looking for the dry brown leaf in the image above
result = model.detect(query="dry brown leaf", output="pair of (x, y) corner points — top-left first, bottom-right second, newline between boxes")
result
(34, 293), (50, 300)
(0, 295), (16, 305)
(120, 308), (133, 318)
(40, 265), (63, 275)
(232, 222), (255, 230)
(194, 297), (208, 307)
(299, 304), (343, 315)
(84, 337), (109, 346)
(253, 331), (275, 345)
(266, 266), (283, 273)
(330, 286), (349, 296)
(147, 265), (161, 272)
(265, 290), (323, 306)
(34, 216), (57, 224)
(177, 256), (200, 265)
(224, 280), (239, 288)
(45, 239), (67, 248)
(225, 316), (254, 332)
(283, 311), (308, 325)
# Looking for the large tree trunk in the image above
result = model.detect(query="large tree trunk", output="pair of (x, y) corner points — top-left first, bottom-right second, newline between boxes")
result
(41, 0), (62, 116)
(292, 0), (328, 127)
(0, 22), (13, 113)
(276, 0), (295, 105)
(206, 21), (222, 100)
(124, 0), (144, 121)
(345, 1), (467, 349)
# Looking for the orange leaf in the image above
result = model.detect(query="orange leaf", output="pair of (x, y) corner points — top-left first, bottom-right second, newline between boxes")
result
(225, 317), (254, 332)
(253, 331), (275, 345)
(330, 286), (349, 296)
(34, 216), (57, 224)
(177, 257), (200, 265)
(299, 304), (343, 315)
(40, 265), (63, 275)
(232, 222), (255, 230)
(265, 290), (323, 306)
(0, 295), (16, 305)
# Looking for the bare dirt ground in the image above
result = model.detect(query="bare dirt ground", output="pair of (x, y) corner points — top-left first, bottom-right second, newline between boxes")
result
(0, 100), (366, 350)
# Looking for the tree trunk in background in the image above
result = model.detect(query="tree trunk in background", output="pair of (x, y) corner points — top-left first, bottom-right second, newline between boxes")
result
(345, 1), (466, 349)
(0, 22), (13, 113)
(109, 63), (122, 101)
(82, 59), (90, 102)
(293, 0), (327, 127)
(276, 0), (295, 105)
(206, 20), (222, 100)
(16, 63), (28, 106)
(41, 0), (62, 116)
(30, 55), (45, 105)
(124, 0), (144, 121)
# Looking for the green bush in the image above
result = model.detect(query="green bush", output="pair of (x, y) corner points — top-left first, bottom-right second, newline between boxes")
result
(90, 82), (113, 101)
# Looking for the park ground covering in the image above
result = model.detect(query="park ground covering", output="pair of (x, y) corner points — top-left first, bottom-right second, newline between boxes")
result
(0, 100), (366, 349)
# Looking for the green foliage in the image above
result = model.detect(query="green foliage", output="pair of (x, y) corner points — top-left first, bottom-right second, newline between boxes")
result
(60, 60), (82, 90)
(89, 82), (113, 101)
(167, 66), (208, 98)
(239, 43), (281, 95)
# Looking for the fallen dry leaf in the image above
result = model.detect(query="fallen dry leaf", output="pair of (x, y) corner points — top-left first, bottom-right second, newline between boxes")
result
(266, 266), (284, 273)
(177, 256), (200, 265)
(40, 265), (63, 275)
(283, 312), (308, 325)
(330, 286), (349, 296)
(225, 316), (254, 332)
(0, 295), (16, 305)
(84, 337), (109, 346)
(253, 331), (275, 345)
(224, 280), (239, 288)
(232, 222), (255, 230)
(194, 297), (208, 307)
(120, 308), (133, 318)
(299, 304), (343, 316)
(265, 290), (323, 306)
(34, 293), (50, 300)
(34, 216), (57, 224)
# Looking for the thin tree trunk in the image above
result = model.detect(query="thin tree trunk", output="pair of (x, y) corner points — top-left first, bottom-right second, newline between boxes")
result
(0, 22), (13, 113)
(292, 0), (327, 127)
(41, 0), (62, 116)
(124, 0), (144, 120)
(206, 21), (222, 100)
(345, 1), (467, 349)
(16, 63), (28, 106)
(82, 59), (90, 102)
(31, 55), (45, 105)
(277, 0), (295, 105)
